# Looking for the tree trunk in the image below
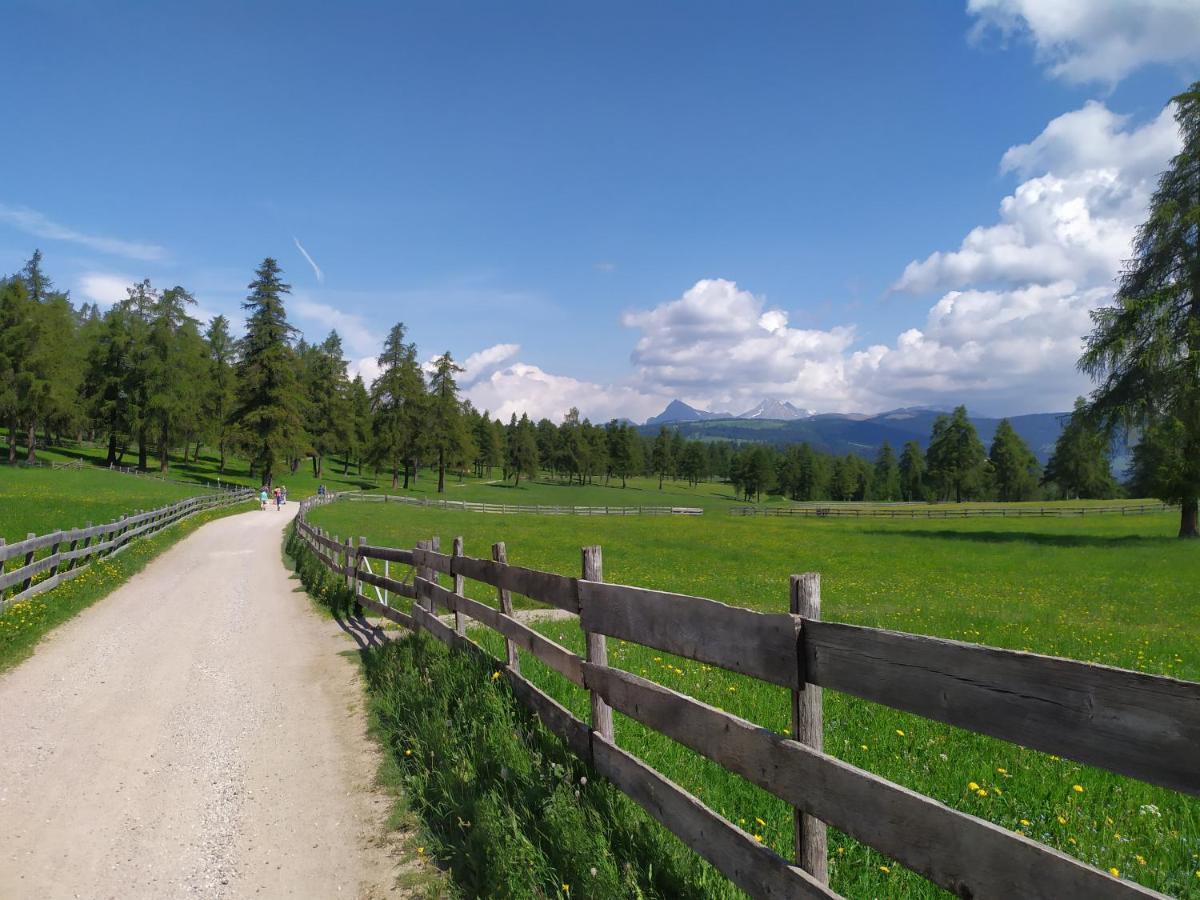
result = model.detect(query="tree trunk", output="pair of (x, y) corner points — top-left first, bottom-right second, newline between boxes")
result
(402, 460), (410, 490)
(137, 428), (147, 470)
(1180, 498), (1199, 538)
(194, 439), (202, 461)
(312, 456), (319, 477)
(218, 441), (226, 474)
(7, 421), (16, 463)
(343, 455), (350, 476)
(106, 431), (118, 466)
(437, 450), (445, 493)
(159, 423), (169, 473)
(392, 463), (398, 489)
(26, 421), (37, 463)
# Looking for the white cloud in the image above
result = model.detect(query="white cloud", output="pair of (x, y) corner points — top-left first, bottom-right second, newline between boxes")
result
(967, 0), (1200, 84)
(78, 272), (137, 305)
(465, 361), (667, 424)
(621, 278), (868, 413)
(293, 297), (376, 357)
(893, 102), (1179, 295)
(0, 204), (166, 261)
(349, 355), (382, 386)
(461, 343), (521, 386)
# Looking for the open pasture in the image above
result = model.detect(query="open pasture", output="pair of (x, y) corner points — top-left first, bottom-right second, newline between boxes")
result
(307, 499), (1200, 897)
(0, 465), (205, 543)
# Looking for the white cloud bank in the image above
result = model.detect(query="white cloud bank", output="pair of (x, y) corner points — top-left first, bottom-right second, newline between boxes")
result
(967, 0), (1200, 84)
(460, 96), (1182, 422)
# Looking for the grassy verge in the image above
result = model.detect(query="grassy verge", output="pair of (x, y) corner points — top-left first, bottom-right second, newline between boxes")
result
(306, 501), (1200, 897)
(289, 531), (738, 899)
(0, 500), (255, 673)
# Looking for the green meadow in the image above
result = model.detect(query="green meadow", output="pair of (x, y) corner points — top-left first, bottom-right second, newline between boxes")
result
(306, 499), (1200, 898)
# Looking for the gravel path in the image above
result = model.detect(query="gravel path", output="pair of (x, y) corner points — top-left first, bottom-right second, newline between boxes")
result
(0, 505), (402, 899)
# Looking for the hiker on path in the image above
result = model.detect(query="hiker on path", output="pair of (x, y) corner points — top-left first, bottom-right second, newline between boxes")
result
(259, 488), (268, 510)
(274, 487), (282, 511)
(280, 485), (288, 505)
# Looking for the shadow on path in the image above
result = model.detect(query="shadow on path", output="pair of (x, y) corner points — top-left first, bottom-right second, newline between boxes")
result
(333, 610), (389, 654)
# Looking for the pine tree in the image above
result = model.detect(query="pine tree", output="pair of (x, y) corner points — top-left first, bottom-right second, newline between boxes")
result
(508, 413), (538, 486)
(989, 419), (1041, 501)
(872, 441), (901, 501)
(428, 351), (466, 493)
(232, 258), (305, 485)
(368, 323), (426, 489)
(203, 315), (237, 473)
(898, 440), (925, 501)
(651, 427), (673, 490)
(926, 406), (986, 502)
(1080, 82), (1200, 536)
(1042, 399), (1117, 499)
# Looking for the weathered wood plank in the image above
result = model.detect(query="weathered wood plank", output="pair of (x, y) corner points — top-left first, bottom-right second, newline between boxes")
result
(357, 594), (415, 630)
(590, 736), (840, 899)
(803, 620), (1200, 795)
(412, 547), (454, 574)
(582, 663), (1164, 900)
(357, 567), (417, 600)
(791, 574), (827, 883)
(452, 555), (580, 613)
(578, 581), (800, 688)
(502, 669), (592, 761)
(493, 542), (519, 672)
(582, 546), (614, 741)
(357, 544), (414, 565)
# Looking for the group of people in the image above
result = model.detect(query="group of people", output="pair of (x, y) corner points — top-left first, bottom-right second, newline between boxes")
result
(258, 484), (287, 510)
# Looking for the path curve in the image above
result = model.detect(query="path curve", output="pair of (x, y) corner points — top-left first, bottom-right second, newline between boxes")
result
(0, 505), (400, 899)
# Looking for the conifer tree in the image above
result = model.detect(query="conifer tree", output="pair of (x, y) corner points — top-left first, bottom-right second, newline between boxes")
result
(1080, 82), (1200, 536)
(989, 419), (1041, 501)
(203, 315), (237, 473)
(898, 440), (925, 501)
(1042, 398), (1117, 499)
(872, 441), (901, 501)
(428, 351), (466, 493)
(368, 323), (426, 488)
(232, 258), (305, 485)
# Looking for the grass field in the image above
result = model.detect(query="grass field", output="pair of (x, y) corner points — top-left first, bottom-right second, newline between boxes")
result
(1, 441), (381, 498)
(306, 500), (1200, 897)
(0, 466), (207, 543)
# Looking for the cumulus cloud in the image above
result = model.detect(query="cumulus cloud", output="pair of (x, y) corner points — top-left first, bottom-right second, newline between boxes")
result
(621, 278), (870, 412)
(461, 343), (521, 386)
(967, 0), (1200, 84)
(0, 204), (166, 261)
(78, 272), (137, 305)
(893, 102), (1179, 295)
(465, 361), (667, 424)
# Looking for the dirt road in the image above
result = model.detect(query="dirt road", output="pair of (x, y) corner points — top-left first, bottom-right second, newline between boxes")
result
(0, 506), (400, 899)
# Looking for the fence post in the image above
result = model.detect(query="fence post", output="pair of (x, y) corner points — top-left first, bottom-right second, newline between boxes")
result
(493, 542), (519, 672)
(452, 536), (466, 635)
(21, 533), (36, 593)
(383, 556), (390, 607)
(0, 538), (5, 602)
(791, 572), (828, 883)
(80, 523), (93, 568)
(48, 532), (62, 580)
(582, 545), (614, 741)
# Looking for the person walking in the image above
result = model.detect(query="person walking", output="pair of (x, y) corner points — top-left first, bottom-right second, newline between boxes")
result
(259, 487), (268, 510)
(280, 484), (288, 505)
(274, 487), (282, 511)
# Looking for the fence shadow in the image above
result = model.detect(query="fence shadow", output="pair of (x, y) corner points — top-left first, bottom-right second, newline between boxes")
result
(334, 609), (389, 653)
(863, 527), (1167, 548)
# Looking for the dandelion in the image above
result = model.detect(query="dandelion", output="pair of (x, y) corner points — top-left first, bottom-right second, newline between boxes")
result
(755, 817), (767, 827)
(895, 729), (905, 737)
(860, 744), (868, 751)
(491, 671), (501, 681)
(1072, 784), (1084, 793)
(417, 847), (424, 855)
(1057, 816), (1068, 825)
(836, 847), (845, 856)
(996, 767), (1007, 774)
(562, 884), (570, 894)
(1109, 868), (1120, 878)
(977, 789), (988, 798)
(968, 782), (980, 791)
(1135, 855), (1146, 866)
(879, 865), (890, 874)
(1019, 819), (1031, 827)
(753, 835), (763, 843)
(404, 749), (412, 756)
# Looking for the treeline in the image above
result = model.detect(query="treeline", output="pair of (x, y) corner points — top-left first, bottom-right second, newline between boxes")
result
(722, 403), (1119, 503)
(0, 250), (1126, 502)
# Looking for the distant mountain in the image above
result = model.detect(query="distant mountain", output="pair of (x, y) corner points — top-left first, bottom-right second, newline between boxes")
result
(644, 399), (733, 426)
(737, 398), (810, 420)
(636, 406), (1071, 464)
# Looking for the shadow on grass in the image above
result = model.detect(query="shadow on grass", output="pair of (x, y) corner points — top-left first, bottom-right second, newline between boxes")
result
(334, 609), (389, 654)
(863, 527), (1170, 548)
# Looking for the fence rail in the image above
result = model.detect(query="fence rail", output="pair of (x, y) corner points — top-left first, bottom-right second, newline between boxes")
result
(295, 491), (1195, 899)
(730, 502), (1174, 518)
(341, 490), (703, 516)
(1, 487), (254, 611)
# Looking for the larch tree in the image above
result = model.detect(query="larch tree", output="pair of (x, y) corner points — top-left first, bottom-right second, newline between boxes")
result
(232, 258), (305, 486)
(872, 441), (901, 501)
(1042, 398), (1118, 499)
(368, 323), (426, 489)
(1080, 82), (1200, 537)
(925, 406), (986, 502)
(989, 419), (1040, 501)
(427, 351), (466, 493)
(203, 315), (237, 473)
(898, 440), (925, 501)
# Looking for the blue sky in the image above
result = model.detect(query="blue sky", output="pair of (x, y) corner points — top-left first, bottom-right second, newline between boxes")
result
(2, 1), (1198, 421)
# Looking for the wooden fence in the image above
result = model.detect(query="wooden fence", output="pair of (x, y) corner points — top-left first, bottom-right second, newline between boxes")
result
(295, 492), (1197, 899)
(0, 487), (254, 612)
(342, 491), (704, 516)
(731, 502), (1174, 518)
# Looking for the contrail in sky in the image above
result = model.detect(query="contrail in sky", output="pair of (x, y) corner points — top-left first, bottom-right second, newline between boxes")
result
(293, 236), (324, 283)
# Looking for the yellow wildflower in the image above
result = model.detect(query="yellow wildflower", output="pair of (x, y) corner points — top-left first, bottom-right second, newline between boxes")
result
(753, 835), (763, 843)
(1135, 855), (1146, 866)
(491, 671), (501, 681)
(977, 789), (988, 798)
(1072, 784), (1084, 793)
(895, 729), (905, 737)
(755, 817), (767, 827)
(1057, 816), (1068, 825)
(1109, 868), (1120, 878)
(1019, 819), (1031, 826)
(968, 782), (980, 791)
(879, 866), (890, 874)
